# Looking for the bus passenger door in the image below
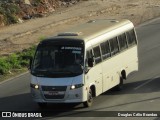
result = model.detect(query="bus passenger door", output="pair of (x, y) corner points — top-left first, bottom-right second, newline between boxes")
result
(86, 46), (103, 96)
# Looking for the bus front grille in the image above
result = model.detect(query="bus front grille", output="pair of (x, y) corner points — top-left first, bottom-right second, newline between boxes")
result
(41, 86), (67, 99)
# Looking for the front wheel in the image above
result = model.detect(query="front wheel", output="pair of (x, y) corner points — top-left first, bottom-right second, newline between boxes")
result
(83, 88), (93, 107)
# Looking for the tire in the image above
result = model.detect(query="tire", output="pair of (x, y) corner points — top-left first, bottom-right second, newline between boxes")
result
(38, 102), (47, 108)
(83, 88), (93, 107)
(115, 77), (123, 91)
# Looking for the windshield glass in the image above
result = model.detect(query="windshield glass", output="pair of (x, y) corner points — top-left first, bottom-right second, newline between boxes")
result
(31, 44), (84, 77)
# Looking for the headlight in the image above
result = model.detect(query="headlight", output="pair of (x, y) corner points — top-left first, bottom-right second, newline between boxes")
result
(30, 83), (39, 89)
(70, 84), (84, 90)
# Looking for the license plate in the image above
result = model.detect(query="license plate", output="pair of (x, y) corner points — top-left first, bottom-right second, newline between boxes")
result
(44, 91), (65, 95)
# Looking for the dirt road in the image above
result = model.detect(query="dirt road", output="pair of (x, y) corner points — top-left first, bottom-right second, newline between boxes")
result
(0, 0), (160, 56)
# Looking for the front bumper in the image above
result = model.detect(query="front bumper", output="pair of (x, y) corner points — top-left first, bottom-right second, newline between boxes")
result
(31, 86), (87, 103)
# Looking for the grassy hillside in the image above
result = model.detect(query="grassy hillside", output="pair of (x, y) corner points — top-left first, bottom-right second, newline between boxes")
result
(0, 0), (79, 26)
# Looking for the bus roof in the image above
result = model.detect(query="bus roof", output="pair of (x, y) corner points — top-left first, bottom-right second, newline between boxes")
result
(46, 19), (134, 43)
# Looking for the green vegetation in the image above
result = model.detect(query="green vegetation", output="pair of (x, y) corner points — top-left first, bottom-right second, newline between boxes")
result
(34, 0), (43, 4)
(0, 46), (36, 75)
(0, 2), (20, 25)
(0, 34), (47, 81)
(39, 35), (46, 41)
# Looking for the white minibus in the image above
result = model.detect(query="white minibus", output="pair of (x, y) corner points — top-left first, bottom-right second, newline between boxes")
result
(30, 19), (138, 108)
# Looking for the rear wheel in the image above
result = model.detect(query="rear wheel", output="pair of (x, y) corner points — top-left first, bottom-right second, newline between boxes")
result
(83, 88), (93, 107)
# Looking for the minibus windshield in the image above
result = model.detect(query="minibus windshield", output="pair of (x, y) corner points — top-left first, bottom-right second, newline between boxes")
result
(31, 44), (84, 77)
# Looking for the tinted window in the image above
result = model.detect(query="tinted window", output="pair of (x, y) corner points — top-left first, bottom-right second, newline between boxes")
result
(109, 37), (119, 55)
(100, 41), (111, 60)
(126, 29), (137, 46)
(118, 33), (127, 51)
(93, 46), (102, 64)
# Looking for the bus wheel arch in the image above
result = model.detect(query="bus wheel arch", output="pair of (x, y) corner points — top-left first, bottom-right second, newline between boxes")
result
(121, 70), (126, 80)
(115, 70), (126, 91)
(90, 85), (96, 97)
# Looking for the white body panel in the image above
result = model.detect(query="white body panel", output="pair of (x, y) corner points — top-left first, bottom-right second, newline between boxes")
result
(101, 46), (138, 92)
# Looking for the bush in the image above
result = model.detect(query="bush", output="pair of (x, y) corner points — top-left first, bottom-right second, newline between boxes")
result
(18, 46), (36, 66)
(5, 13), (18, 24)
(0, 3), (20, 25)
(7, 54), (21, 69)
(0, 58), (11, 75)
(0, 7), (5, 15)
(0, 45), (36, 75)
(35, 0), (43, 3)
(9, 4), (20, 14)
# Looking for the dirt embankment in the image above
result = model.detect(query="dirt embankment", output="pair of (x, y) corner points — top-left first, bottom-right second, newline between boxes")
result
(0, 0), (160, 56)
(0, 0), (79, 26)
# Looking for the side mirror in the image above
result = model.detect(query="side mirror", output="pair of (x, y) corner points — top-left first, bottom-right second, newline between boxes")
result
(88, 58), (93, 67)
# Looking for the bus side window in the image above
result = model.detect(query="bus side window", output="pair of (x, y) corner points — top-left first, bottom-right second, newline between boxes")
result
(93, 46), (102, 64)
(118, 33), (127, 51)
(109, 37), (119, 56)
(126, 29), (137, 47)
(100, 41), (111, 60)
